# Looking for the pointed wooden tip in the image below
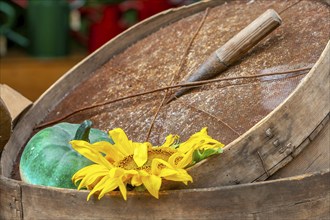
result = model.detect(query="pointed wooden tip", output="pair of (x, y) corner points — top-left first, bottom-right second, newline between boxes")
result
(164, 95), (176, 105)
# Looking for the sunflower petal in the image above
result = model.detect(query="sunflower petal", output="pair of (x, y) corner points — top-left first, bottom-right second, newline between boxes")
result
(158, 168), (178, 177)
(151, 159), (193, 183)
(177, 127), (224, 153)
(72, 164), (107, 186)
(161, 134), (179, 148)
(133, 143), (148, 167)
(97, 178), (120, 200)
(87, 175), (111, 201)
(162, 169), (193, 183)
(131, 174), (142, 186)
(70, 140), (113, 169)
(141, 175), (162, 199)
(78, 164), (109, 189)
(168, 150), (194, 169)
(151, 158), (174, 175)
(109, 128), (134, 155)
(117, 179), (128, 200)
(72, 164), (97, 184)
(77, 166), (109, 190)
(71, 127), (223, 201)
(92, 141), (126, 162)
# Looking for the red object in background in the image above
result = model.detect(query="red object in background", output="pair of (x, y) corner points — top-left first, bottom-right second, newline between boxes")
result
(10, 0), (183, 53)
(87, 0), (177, 53)
(88, 5), (124, 52)
(10, 0), (27, 8)
(138, 0), (172, 20)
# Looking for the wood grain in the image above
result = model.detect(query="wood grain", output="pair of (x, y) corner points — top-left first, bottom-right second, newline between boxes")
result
(0, 84), (32, 124)
(180, 40), (330, 188)
(0, 99), (11, 152)
(0, 0), (329, 219)
(270, 115), (330, 179)
(0, 0), (225, 179)
(216, 9), (282, 66)
(171, 9), (282, 100)
(19, 170), (330, 219)
(0, 85), (31, 151)
(0, 176), (22, 220)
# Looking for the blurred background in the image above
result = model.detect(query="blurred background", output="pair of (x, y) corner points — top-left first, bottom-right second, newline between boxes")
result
(0, 0), (198, 101)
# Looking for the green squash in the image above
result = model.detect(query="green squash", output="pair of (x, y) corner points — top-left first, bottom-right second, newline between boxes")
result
(20, 120), (113, 188)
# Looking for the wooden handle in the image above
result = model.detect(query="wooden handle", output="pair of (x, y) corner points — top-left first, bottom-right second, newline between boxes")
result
(167, 9), (282, 103)
(216, 9), (282, 66)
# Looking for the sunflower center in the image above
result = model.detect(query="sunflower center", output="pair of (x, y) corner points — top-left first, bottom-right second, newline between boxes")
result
(116, 148), (174, 172)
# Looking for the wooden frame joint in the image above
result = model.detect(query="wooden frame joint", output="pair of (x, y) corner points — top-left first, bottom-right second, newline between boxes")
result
(257, 151), (270, 177)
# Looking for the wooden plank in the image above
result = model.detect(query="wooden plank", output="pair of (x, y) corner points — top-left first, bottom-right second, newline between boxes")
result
(0, 85), (32, 152)
(270, 115), (330, 179)
(0, 99), (11, 152)
(0, 176), (22, 220)
(0, 84), (32, 125)
(20, 170), (329, 219)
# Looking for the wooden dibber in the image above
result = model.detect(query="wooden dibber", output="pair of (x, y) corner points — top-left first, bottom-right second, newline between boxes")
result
(166, 9), (282, 103)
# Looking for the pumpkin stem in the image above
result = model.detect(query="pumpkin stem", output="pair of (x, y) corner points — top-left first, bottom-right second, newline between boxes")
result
(74, 120), (92, 142)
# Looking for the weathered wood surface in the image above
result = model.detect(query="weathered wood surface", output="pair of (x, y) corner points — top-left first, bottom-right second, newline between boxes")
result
(0, 84), (32, 125)
(270, 115), (330, 179)
(0, 84), (32, 152)
(17, 170), (330, 219)
(0, 0), (225, 179)
(0, 176), (22, 220)
(172, 8), (282, 100)
(1, 123), (328, 219)
(0, 0), (329, 219)
(178, 40), (330, 188)
(0, 99), (11, 152)
(216, 9), (281, 66)
(40, 0), (329, 145)
(1, 0), (328, 184)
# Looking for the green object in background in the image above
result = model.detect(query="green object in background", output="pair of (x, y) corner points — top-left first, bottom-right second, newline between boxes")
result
(27, 0), (70, 57)
(0, 1), (29, 49)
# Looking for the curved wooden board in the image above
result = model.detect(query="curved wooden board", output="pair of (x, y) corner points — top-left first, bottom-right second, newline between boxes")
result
(184, 41), (330, 188)
(0, 0), (329, 193)
(270, 115), (329, 179)
(0, 169), (328, 219)
(0, 1), (329, 219)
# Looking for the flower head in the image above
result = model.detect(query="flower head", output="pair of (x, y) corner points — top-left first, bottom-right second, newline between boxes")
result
(70, 127), (224, 200)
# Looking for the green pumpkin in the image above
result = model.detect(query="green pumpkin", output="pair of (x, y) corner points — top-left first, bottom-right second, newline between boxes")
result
(20, 120), (113, 188)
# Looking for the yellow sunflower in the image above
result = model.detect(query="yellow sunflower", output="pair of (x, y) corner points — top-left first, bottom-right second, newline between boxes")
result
(70, 127), (224, 200)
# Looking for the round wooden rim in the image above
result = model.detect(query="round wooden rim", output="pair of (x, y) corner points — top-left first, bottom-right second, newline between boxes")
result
(1, 0), (329, 195)
(1, 0), (329, 218)
(1, 169), (328, 218)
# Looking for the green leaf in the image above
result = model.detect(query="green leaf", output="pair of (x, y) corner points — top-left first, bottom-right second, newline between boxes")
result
(171, 143), (180, 149)
(192, 148), (223, 164)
